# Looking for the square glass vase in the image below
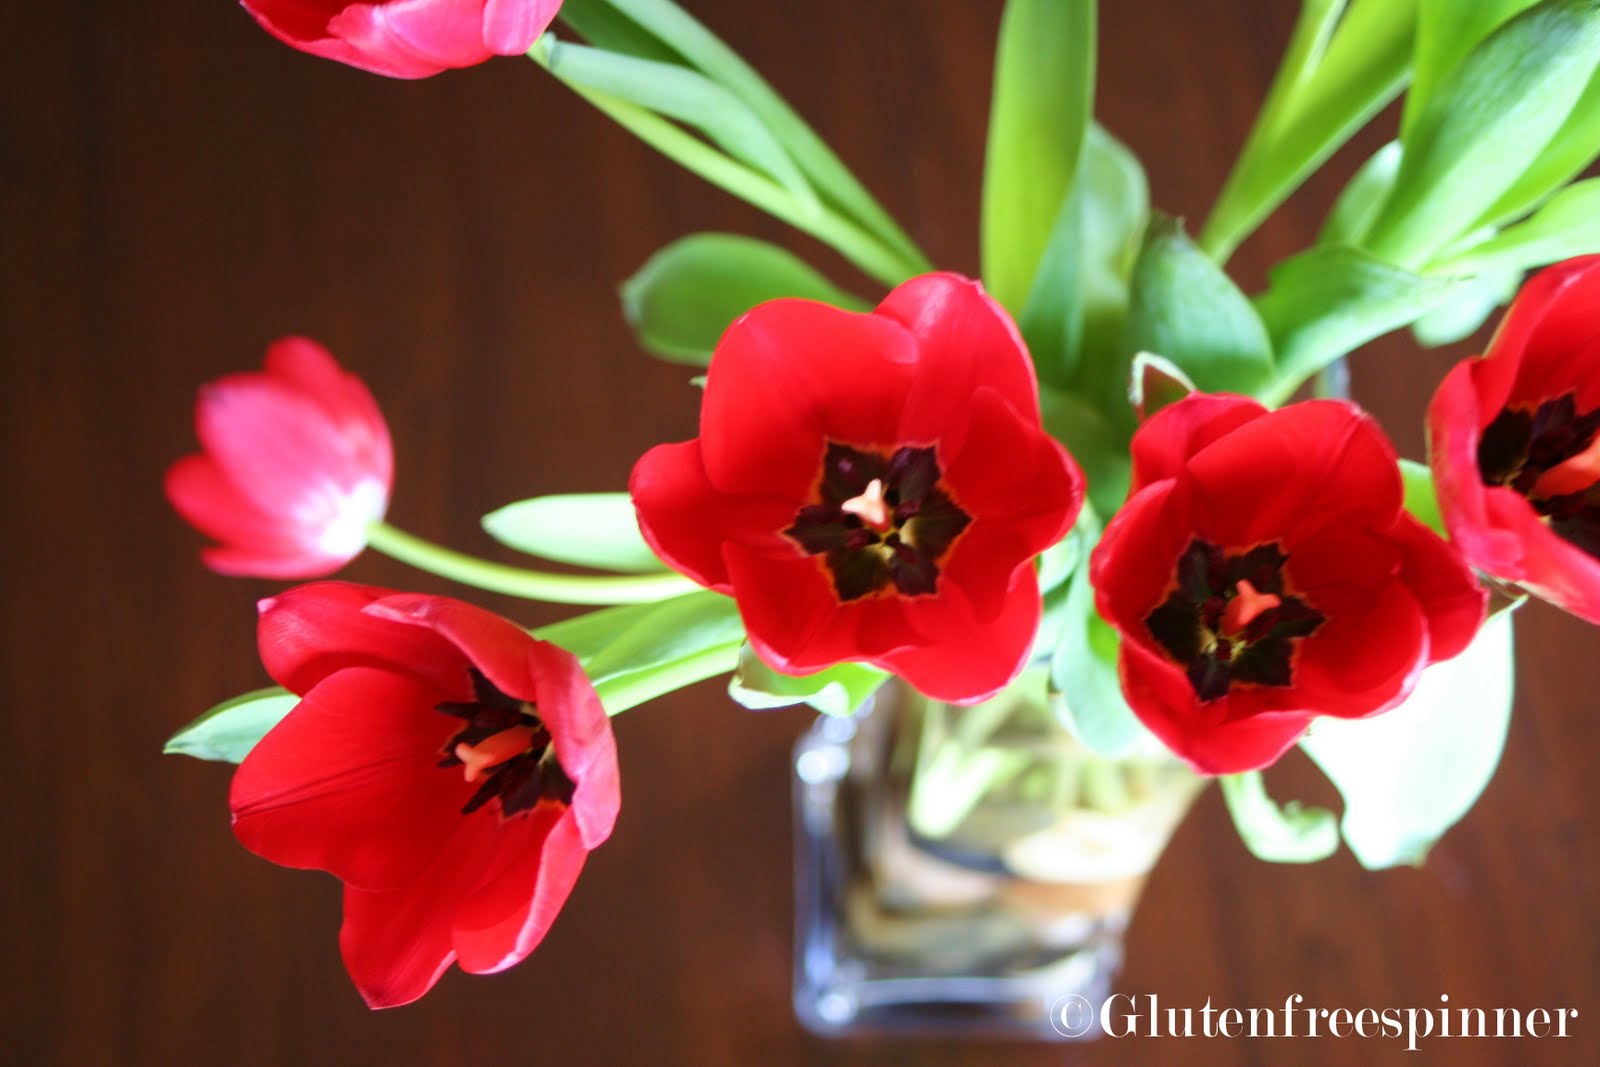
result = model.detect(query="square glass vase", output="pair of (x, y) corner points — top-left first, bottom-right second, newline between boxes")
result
(792, 679), (1200, 1039)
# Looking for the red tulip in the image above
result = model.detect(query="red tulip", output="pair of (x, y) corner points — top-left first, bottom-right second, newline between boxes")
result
(230, 582), (619, 1007)
(240, 0), (562, 79)
(630, 273), (1084, 704)
(1428, 255), (1600, 622)
(1091, 395), (1486, 774)
(166, 337), (392, 579)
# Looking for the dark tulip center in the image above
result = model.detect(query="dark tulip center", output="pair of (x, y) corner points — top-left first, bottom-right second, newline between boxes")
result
(1144, 539), (1325, 702)
(436, 667), (574, 818)
(783, 442), (971, 601)
(1478, 391), (1600, 558)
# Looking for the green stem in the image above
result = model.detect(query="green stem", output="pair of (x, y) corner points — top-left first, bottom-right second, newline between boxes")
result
(593, 640), (743, 715)
(531, 50), (922, 289)
(1200, 0), (1345, 262)
(366, 522), (697, 605)
(597, 0), (932, 273)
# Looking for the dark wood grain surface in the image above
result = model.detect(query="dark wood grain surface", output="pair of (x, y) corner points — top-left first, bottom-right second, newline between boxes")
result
(5, 2), (1598, 1065)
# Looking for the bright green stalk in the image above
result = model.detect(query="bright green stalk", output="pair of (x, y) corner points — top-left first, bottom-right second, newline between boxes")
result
(597, 0), (931, 274)
(534, 69), (919, 289)
(366, 521), (696, 605)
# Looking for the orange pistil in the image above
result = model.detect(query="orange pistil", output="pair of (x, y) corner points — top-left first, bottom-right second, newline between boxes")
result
(1221, 579), (1281, 635)
(1531, 434), (1600, 500)
(840, 477), (893, 531)
(454, 725), (536, 783)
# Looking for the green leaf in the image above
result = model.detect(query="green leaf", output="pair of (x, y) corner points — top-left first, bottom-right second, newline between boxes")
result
(1430, 178), (1600, 277)
(1126, 217), (1275, 396)
(164, 687), (297, 764)
(551, 590), (743, 688)
(1404, 0), (1542, 142)
(1039, 385), (1132, 522)
(728, 646), (886, 717)
(1365, 0), (1600, 269)
(1473, 62), (1600, 227)
(1022, 124), (1149, 390)
(1320, 140), (1402, 247)
(534, 600), (663, 665)
(1219, 771), (1341, 864)
(1201, 0), (1416, 261)
(1255, 245), (1468, 404)
(534, 591), (745, 715)
(1048, 521), (1152, 757)
(1409, 267), (1519, 347)
(621, 233), (865, 366)
(980, 0), (1096, 314)
(1301, 609), (1514, 869)
(1398, 457), (1446, 535)
(483, 493), (664, 574)
(535, 36), (814, 207)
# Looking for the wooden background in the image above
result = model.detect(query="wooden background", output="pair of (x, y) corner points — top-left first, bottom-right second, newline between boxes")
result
(4, 2), (1597, 1064)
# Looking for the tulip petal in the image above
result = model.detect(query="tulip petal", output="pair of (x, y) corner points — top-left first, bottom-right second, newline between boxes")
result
(1294, 580), (1430, 718)
(453, 808), (587, 974)
(1389, 513), (1487, 661)
(726, 542), (916, 673)
(700, 300), (916, 498)
(481, 0), (561, 54)
(887, 571), (1040, 704)
(941, 386), (1083, 533)
(630, 440), (797, 593)
(199, 544), (349, 580)
(330, 0), (490, 74)
(1128, 393), (1265, 493)
(263, 337), (393, 485)
(880, 274), (1043, 455)
(230, 667), (469, 890)
(1478, 255), (1600, 413)
(1186, 400), (1401, 547)
(196, 376), (374, 526)
(256, 582), (466, 696)
(1483, 489), (1600, 622)
(338, 814), (504, 1008)
(243, 1), (452, 78)
(166, 454), (312, 560)
(1090, 480), (1191, 631)
(1116, 640), (1312, 774)
(1428, 360), (1522, 573)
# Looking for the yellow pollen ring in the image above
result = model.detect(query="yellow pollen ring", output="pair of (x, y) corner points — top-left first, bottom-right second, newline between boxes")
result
(455, 725), (536, 783)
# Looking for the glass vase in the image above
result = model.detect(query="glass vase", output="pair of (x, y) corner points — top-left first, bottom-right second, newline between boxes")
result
(792, 674), (1202, 1039)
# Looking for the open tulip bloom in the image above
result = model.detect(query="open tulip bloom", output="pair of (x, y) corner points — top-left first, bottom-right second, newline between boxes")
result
(164, 0), (1600, 1007)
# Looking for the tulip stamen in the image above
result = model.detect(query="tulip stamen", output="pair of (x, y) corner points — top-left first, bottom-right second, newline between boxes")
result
(1146, 539), (1324, 702)
(840, 479), (893, 531)
(785, 442), (970, 602)
(437, 668), (574, 817)
(455, 725), (538, 783)
(1221, 579), (1281, 634)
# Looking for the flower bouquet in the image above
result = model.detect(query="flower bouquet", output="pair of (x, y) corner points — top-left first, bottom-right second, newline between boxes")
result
(164, 0), (1600, 1037)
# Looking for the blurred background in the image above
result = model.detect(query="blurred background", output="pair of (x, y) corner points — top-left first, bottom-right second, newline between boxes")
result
(3, 2), (1597, 1064)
